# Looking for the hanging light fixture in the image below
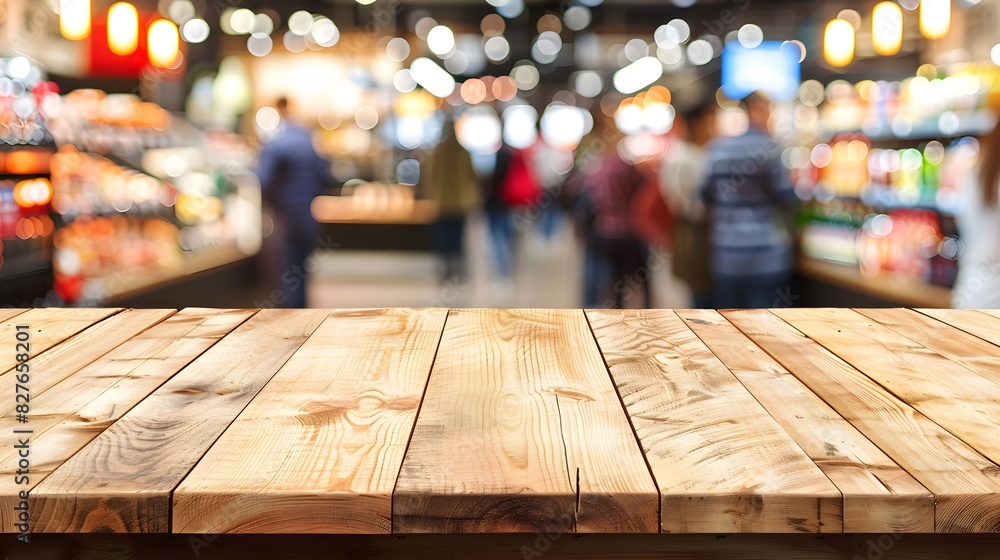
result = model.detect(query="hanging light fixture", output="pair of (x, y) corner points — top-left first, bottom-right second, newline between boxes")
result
(108, 2), (139, 56)
(148, 19), (181, 68)
(872, 2), (903, 56)
(920, 0), (951, 39)
(60, 0), (91, 40)
(824, 18), (855, 67)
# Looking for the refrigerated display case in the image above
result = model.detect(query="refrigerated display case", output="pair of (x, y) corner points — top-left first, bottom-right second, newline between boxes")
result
(46, 91), (262, 304)
(790, 66), (1000, 306)
(0, 57), (60, 304)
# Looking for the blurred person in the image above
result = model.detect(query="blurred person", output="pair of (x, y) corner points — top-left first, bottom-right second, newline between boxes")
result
(424, 117), (480, 281)
(484, 145), (515, 281)
(485, 143), (540, 282)
(953, 119), (1000, 308)
(564, 109), (618, 306)
(700, 91), (796, 308)
(589, 146), (653, 309)
(256, 97), (331, 308)
(527, 137), (569, 241)
(659, 101), (718, 307)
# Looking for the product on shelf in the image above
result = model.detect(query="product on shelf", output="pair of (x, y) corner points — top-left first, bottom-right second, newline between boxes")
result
(791, 65), (994, 291)
(45, 93), (262, 304)
(52, 215), (183, 302)
(0, 58), (59, 288)
(815, 64), (1000, 138)
(47, 90), (176, 156)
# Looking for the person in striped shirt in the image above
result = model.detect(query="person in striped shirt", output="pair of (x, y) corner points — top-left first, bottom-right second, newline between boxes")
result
(699, 91), (798, 308)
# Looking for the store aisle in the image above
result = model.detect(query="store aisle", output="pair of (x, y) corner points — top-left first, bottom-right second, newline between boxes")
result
(307, 216), (688, 309)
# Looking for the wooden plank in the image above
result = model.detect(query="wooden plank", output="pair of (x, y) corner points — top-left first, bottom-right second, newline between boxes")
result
(723, 309), (1000, 532)
(918, 308), (1000, 347)
(0, 309), (177, 418)
(172, 308), (448, 534)
(775, 308), (1000, 468)
(859, 308), (1000, 387)
(393, 309), (658, 534)
(0, 308), (254, 532)
(978, 309), (1000, 321)
(679, 309), (933, 533)
(587, 309), (842, 534)
(0, 308), (122, 373)
(29, 308), (331, 533)
(0, 308), (28, 324)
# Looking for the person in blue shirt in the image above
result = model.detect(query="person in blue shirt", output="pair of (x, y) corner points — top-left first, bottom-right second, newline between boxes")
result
(700, 91), (797, 308)
(255, 97), (331, 308)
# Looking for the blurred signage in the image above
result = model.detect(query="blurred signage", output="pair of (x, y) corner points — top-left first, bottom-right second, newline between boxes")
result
(88, 16), (150, 77)
(721, 41), (801, 102)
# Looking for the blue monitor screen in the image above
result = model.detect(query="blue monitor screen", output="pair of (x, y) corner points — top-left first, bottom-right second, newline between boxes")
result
(721, 41), (802, 102)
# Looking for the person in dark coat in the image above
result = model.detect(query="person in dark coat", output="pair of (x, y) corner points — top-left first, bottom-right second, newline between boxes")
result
(255, 97), (331, 308)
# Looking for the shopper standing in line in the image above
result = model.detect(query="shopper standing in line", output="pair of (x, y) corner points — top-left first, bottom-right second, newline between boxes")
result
(700, 91), (797, 308)
(589, 147), (652, 309)
(424, 117), (480, 282)
(564, 109), (616, 307)
(953, 119), (1000, 308)
(256, 97), (331, 308)
(659, 101), (718, 308)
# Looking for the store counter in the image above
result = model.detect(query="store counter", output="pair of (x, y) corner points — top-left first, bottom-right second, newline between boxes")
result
(796, 256), (953, 308)
(5, 307), (1000, 557)
(311, 186), (439, 252)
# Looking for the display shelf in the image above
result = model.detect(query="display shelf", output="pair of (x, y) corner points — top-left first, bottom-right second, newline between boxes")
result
(820, 109), (997, 143)
(825, 192), (956, 216)
(796, 256), (952, 308)
(99, 242), (254, 302)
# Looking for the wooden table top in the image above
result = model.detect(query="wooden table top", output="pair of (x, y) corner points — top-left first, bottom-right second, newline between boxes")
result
(4, 307), (1000, 536)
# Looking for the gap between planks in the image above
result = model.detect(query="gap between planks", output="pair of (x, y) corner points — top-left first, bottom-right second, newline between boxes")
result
(582, 310), (662, 532)
(389, 310), (452, 534)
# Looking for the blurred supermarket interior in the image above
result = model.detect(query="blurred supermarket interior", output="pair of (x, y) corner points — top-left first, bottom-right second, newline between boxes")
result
(1, 0), (999, 309)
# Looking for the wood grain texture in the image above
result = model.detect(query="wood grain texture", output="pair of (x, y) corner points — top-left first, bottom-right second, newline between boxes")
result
(587, 309), (841, 534)
(0, 309), (28, 324)
(0, 309), (177, 417)
(0, 308), (253, 532)
(859, 308), (1000, 388)
(776, 308), (1000, 467)
(916, 308), (1000, 348)
(0, 308), (122, 373)
(29, 309), (330, 533)
(679, 309), (933, 533)
(393, 309), (658, 534)
(978, 309), (1000, 321)
(173, 308), (448, 535)
(724, 309), (1000, 532)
